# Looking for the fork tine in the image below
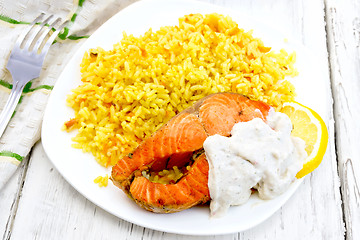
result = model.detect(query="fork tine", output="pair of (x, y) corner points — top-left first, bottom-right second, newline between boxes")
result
(23, 14), (54, 51)
(1, 13), (66, 139)
(13, 13), (45, 50)
(32, 16), (62, 53)
(37, 19), (69, 57)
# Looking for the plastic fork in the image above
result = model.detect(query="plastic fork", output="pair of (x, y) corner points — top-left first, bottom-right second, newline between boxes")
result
(0, 13), (68, 138)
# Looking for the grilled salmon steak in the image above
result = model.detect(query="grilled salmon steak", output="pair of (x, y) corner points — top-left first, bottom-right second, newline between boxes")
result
(111, 93), (271, 213)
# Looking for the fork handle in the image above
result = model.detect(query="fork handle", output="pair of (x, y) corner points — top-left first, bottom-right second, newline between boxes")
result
(0, 81), (25, 138)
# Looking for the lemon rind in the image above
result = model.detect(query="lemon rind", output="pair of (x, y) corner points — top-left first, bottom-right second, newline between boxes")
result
(281, 102), (328, 178)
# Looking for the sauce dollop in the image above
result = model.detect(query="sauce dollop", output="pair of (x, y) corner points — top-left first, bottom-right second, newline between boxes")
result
(203, 109), (307, 218)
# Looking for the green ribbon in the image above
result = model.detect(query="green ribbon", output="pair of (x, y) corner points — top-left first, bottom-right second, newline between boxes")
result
(0, 151), (24, 161)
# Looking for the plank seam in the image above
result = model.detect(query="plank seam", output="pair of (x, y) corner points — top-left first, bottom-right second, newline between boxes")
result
(1, 152), (31, 240)
(323, 1), (347, 239)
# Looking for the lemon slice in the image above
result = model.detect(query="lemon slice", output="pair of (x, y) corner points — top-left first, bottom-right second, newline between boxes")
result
(280, 102), (328, 178)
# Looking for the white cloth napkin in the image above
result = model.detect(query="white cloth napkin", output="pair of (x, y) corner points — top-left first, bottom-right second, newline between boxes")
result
(0, 0), (135, 190)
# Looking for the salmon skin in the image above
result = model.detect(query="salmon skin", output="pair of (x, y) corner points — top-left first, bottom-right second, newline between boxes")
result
(111, 93), (271, 213)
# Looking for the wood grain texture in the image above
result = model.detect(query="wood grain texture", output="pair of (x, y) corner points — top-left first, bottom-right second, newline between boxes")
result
(325, 0), (360, 239)
(0, 0), (349, 239)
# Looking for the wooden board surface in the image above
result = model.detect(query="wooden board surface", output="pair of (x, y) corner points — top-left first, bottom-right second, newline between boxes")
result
(325, 0), (360, 239)
(1, 0), (358, 239)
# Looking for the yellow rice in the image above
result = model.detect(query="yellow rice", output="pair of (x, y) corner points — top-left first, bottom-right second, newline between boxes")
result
(65, 13), (297, 168)
(94, 174), (109, 187)
(142, 166), (186, 184)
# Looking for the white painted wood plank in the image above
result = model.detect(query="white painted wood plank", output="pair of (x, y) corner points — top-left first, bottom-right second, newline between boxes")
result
(5, 0), (344, 239)
(0, 158), (28, 240)
(8, 142), (128, 240)
(325, 0), (360, 239)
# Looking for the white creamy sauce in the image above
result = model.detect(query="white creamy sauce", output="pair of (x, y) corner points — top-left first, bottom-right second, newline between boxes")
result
(203, 109), (307, 218)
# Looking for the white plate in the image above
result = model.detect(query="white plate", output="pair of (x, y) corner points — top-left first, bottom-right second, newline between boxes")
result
(42, 0), (328, 235)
